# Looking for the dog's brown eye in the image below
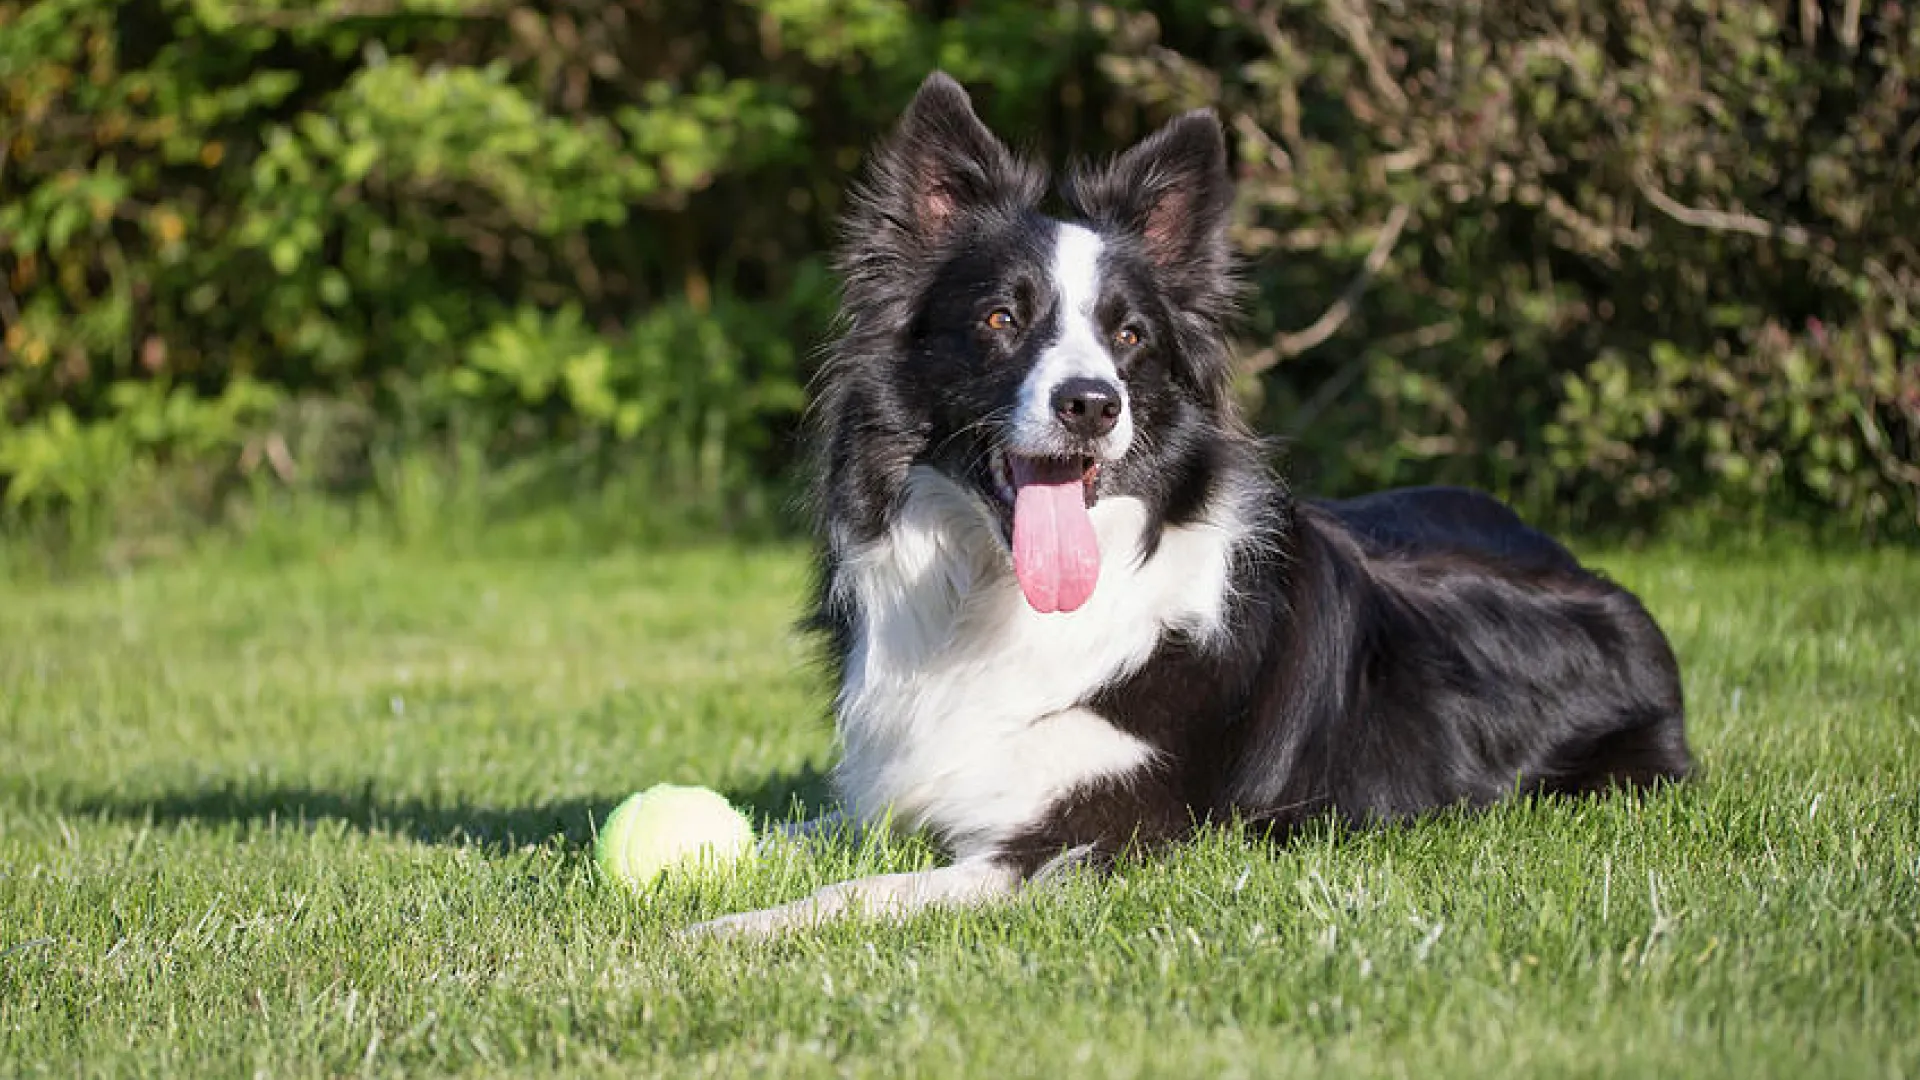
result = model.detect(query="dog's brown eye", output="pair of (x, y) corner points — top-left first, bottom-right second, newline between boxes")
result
(1114, 327), (1141, 348)
(985, 309), (1017, 332)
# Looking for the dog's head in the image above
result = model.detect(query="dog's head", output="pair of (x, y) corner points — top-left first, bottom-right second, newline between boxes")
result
(823, 73), (1240, 613)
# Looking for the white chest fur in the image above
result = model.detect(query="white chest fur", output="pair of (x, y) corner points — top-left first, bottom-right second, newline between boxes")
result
(829, 466), (1241, 859)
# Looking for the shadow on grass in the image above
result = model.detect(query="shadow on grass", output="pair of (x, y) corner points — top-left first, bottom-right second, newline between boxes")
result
(64, 765), (836, 854)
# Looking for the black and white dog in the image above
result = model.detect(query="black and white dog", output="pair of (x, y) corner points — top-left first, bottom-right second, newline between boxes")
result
(692, 73), (1690, 937)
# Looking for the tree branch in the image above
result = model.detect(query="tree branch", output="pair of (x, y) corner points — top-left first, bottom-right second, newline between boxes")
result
(1324, 0), (1408, 114)
(1634, 172), (1820, 249)
(1239, 202), (1412, 376)
(214, 1), (507, 30)
(1840, 0), (1863, 50)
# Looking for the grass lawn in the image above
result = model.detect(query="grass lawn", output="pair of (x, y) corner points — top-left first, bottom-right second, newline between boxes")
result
(2, 539), (1916, 1078)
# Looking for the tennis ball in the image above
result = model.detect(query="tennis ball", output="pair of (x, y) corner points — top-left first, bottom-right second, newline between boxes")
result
(595, 784), (755, 892)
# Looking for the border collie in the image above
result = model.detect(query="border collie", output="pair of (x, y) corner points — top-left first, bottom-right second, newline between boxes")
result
(691, 73), (1690, 938)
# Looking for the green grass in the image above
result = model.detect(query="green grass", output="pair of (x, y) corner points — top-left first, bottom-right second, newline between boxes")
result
(3, 541), (1917, 1078)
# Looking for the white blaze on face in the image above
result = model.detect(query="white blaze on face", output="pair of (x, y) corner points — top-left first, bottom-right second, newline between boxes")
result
(1002, 223), (1134, 614)
(1011, 224), (1133, 458)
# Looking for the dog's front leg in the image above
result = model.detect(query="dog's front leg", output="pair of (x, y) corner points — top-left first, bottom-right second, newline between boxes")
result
(683, 858), (1020, 940)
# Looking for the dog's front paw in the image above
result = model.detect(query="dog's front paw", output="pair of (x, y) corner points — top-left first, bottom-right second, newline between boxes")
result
(679, 910), (769, 941)
(679, 897), (826, 941)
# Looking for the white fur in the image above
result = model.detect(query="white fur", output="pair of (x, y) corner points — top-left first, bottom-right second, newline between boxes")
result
(1012, 224), (1135, 460)
(829, 466), (1242, 859)
(684, 858), (1019, 939)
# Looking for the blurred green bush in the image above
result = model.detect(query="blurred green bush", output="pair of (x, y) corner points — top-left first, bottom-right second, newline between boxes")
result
(1111, 0), (1919, 537)
(1, 0), (1915, 545)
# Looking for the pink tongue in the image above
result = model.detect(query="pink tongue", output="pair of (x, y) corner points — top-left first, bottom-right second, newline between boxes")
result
(1010, 456), (1101, 613)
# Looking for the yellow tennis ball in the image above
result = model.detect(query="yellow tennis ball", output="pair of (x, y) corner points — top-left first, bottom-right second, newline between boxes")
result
(596, 784), (755, 891)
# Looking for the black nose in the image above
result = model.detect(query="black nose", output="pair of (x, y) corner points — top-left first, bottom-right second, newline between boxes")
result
(1050, 377), (1122, 440)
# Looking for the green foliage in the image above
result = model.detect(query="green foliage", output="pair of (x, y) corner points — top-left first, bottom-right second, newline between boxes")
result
(1103, 0), (1919, 536)
(1, 0), (1914, 542)
(0, 379), (280, 509)
(0, 0), (1102, 542)
(444, 286), (813, 481)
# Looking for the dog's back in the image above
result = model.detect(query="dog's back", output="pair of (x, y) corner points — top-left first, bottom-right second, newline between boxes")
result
(1220, 493), (1691, 834)
(1316, 485), (1583, 571)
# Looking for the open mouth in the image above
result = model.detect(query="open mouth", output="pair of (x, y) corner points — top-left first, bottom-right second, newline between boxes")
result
(988, 448), (1100, 510)
(985, 447), (1104, 614)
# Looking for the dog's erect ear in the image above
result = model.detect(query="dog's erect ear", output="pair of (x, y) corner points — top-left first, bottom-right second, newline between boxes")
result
(1066, 110), (1234, 296)
(851, 73), (1044, 254)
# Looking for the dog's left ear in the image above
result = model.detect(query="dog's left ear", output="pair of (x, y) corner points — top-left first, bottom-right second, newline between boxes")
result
(1066, 111), (1234, 302)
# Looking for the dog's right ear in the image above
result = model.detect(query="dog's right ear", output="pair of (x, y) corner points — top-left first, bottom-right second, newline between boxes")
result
(1065, 110), (1233, 304)
(848, 73), (1044, 255)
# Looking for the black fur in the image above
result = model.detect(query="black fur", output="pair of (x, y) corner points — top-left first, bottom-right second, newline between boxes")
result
(812, 73), (1690, 881)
